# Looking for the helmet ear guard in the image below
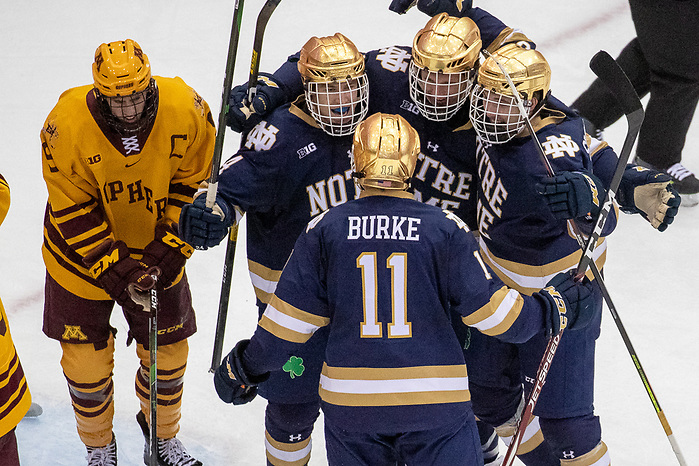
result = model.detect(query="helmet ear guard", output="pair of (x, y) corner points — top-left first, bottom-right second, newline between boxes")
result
(351, 113), (420, 191)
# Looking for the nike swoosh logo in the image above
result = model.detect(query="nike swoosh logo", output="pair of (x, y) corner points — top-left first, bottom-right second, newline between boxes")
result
(125, 159), (141, 168)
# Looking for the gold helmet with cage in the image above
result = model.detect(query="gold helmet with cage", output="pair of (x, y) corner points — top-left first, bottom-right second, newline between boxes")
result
(92, 39), (152, 97)
(470, 43), (551, 144)
(92, 39), (158, 136)
(297, 33), (369, 136)
(352, 113), (420, 191)
(409, 13), (482, 121)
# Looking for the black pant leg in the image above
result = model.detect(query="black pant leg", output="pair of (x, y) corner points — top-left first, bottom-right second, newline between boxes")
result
(630, 0), (699, 167)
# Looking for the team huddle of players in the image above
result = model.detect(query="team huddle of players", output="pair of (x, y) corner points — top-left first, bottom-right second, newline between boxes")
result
(27, 1), (682, 466)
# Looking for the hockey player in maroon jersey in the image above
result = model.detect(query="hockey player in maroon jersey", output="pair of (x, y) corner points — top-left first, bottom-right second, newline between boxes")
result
(40, 39), (214, 466)
(212, 112), (596, 465)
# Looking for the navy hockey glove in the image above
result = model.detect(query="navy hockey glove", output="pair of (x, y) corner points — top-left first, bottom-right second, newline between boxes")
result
(178, 194), (232, 250)
(84, 240), (156, 314)
(214, 339), (270, 405)
(536, 171), (605, 221)
(141, 223), (193, 289)
(539, 270), (595, 336)
(389, 0), (472, 15)
(226, 73), (288, 133)
(617, 164), (680, 232)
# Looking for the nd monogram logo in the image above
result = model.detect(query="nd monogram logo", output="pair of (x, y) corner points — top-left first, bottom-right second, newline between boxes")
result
(245, 121), (279, 151)
(376, 46), (411, 73)
(542, 134), (579, 159)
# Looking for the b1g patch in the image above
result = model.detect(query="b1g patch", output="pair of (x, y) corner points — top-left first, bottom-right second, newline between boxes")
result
(283, 356), (305, 379)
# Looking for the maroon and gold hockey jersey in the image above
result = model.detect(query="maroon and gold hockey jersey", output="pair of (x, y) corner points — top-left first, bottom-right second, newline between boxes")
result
(0, 174), (32, 438)
(41, 77), (215, 299)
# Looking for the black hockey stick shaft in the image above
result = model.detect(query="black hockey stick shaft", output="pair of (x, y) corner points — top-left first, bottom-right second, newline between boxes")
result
(208, 0), (246, 372)
(588, 259), (686, 465)
(498, 51), (684, 466)
(247, 0), (282, 104)
(210, 224), (238, 372)
(148, 280), (158, 466)
(575, 50), (643, 278)
(206, 0), (246, 208)
(582, 51), (686, 466)
(210, 0), (282, 372)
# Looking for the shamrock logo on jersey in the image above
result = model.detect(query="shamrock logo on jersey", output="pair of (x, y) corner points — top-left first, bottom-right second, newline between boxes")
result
(283, 356), (305, 379)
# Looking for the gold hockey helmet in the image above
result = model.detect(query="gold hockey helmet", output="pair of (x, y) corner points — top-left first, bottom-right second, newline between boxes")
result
(298, 33), (369, 136)
(469, 44), (552, 144)
(476, 43), (551, 101)
(92, 39), (152, 97)
(352, 113), (420, 191)
(298, 33), (365, 82)
(412, 13), (482, 73)
(409, 14), (481, 121)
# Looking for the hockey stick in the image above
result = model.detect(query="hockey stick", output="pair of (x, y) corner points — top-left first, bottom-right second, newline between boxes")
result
(557, 52), (685, 466)
(205, 0), (247, 374)
(210, 0), (283, 372)
(580, 52), (687, 466)
(575, 51), (644, 278)
(479, 49), (588, 465)
(495, 51), (685, 466)
(148, 279), (158, 466)
(205, 0), (245, 209)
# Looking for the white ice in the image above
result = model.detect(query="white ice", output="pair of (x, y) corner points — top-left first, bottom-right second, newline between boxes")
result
(0, 1), (697, 464)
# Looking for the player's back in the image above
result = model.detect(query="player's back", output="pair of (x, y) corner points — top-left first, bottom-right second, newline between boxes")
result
(305, 193), (474, 433)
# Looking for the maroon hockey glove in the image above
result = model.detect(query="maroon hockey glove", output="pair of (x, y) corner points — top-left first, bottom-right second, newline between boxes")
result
(141, 223), (194, 289)
(84, 240), (155, 314)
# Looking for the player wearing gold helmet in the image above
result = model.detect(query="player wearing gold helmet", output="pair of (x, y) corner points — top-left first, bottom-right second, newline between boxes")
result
(211, 112), (596, 466)
(466, 43), (615, 465)
(41, 39), (214, 466)
(179, 33), (370, 466)
(212, 6), (676, 464)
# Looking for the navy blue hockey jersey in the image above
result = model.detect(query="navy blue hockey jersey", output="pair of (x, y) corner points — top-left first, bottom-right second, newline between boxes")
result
(216, 100), (358, 307)
(268, 8), (533, 231)
(244, 192), (558, 433)
(475, 97), (619, 295)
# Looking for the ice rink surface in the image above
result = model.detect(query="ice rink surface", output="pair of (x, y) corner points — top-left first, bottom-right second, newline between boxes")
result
(1, 1), (697, 464)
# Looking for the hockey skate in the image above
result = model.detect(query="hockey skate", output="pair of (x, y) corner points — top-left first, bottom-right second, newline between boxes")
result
(136, 411), (202, 466)
(86, 434), (117, 466)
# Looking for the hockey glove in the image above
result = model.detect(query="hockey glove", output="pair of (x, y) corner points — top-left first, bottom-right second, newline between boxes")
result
(214, 339), (270, 405)
(179, 194), (232, 250)
(536, 171), (605, 221)
(389, 0), (472, 15)
(617, 164), (681, 232)
(84, 240), (155, 314)
(141, 223), (194, 289)
(226, 73), (288, 133)
(539, 270), (595, 336)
